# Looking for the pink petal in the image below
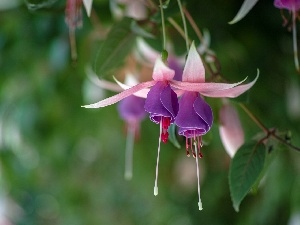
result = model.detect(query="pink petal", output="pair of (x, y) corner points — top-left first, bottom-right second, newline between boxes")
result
(219, 103), (244, 157)
(114, 77), (149, 98)
(170, 77), (248, 92)
(201, 72), (259, 98)
(88, 75), (123, 92)
(182, 42), (205, 83)
(83, 0), (93, 17)
(82, 80), (156, 108)
(152, 58), (175, 81)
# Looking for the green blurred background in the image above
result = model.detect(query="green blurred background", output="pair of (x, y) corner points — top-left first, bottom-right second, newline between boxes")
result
(1, 0), (300, 224)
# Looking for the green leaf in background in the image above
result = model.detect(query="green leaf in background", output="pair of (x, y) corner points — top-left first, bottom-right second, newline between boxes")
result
(94, 18), (136, 77)
(229, 141), (266, 212)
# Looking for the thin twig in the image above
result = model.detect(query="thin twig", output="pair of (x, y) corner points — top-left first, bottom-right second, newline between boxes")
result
(183, 7), (203, 42)
(177, 0), (189, 51)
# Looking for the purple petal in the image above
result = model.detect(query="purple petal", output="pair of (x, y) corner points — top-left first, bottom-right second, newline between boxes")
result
(144, 81), (179, 124)
(175, 92), (213, 138)
(118, 95), (146, 122)
(274, 0), (300, 10)
(193, 96), (213, 128)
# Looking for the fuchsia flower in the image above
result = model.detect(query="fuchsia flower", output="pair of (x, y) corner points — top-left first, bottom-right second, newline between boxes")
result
(82, 42), (258, 210)
(274, 0), (300, 71)
(274, 0), (300, 10)
(118, 95), (146, 180)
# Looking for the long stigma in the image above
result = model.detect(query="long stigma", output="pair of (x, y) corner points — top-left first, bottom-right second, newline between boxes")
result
(194, 140), (203, 210)
(154, 118), (163, 196)
(124, 123), (135, 180)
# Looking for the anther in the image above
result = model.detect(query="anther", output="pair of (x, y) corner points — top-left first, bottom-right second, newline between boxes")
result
(199, 152), (203, 158)
(186, 149), (190, 157)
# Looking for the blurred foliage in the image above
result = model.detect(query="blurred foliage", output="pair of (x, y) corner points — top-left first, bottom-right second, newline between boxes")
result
(0, 0), (300, 225)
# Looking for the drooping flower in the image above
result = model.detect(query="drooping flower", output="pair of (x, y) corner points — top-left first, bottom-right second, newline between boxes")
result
(173, 42), (258, 210)
(274, 0), (300, 72)
(65, 0), (93, 60)
(82, 42), (259, 209)
(219, 101), (245, 158)
(118, 95), (146, 180)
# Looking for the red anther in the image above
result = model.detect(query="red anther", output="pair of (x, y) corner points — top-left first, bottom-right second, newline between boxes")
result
(192, 152), (196, 158)
(186, 149), (190, 157)
(162, 117), (171, 130)
(186, 138), (190, 149)
(199, 152), (203, 158)
(161, 132), (169, 143)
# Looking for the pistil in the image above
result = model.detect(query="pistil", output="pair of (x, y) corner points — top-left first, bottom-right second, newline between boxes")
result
(160, 116), (171, 143)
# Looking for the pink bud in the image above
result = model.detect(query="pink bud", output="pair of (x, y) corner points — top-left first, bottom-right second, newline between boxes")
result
(219, 103), (244, 157)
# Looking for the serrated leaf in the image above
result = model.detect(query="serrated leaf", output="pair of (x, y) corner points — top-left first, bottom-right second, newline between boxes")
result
(94, 18), (136, 77)
(168, 124), (181, 149)
(229, 141), (266, 212)
(229, 0), (259, 24)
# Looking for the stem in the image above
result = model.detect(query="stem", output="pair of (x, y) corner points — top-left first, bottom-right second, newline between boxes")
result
(239, 103), (269, 133)
(240, 103), (300, 152)
(183, 7), (203, 42)
(177, 0), (189, 51)
(272, 135), (300, 152)
(168, 18), (190, 44)
(124, 123), (135, 180)
(159, 0), (166, 51)
(168, 17), (220, 78)
(69, 29), (77, 61)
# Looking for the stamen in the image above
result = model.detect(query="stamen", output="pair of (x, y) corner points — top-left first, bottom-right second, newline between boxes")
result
(194, 133), (203, 210)
(185, 138), (190, 157)
(154, 119), (163, 196)
(124, 123), (135, 180)
(197, 136), (203, 158)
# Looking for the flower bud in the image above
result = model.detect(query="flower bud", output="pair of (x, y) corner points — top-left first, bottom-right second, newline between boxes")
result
(219, 103), (244, 157)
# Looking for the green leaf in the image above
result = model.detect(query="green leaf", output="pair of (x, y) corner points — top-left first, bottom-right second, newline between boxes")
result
(229, 0), (259, 24)
(94, 18), (136, 77)
(229, 141), (266, 212)
(251, 139), (280, 194)
(168, 124), (181, 149)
